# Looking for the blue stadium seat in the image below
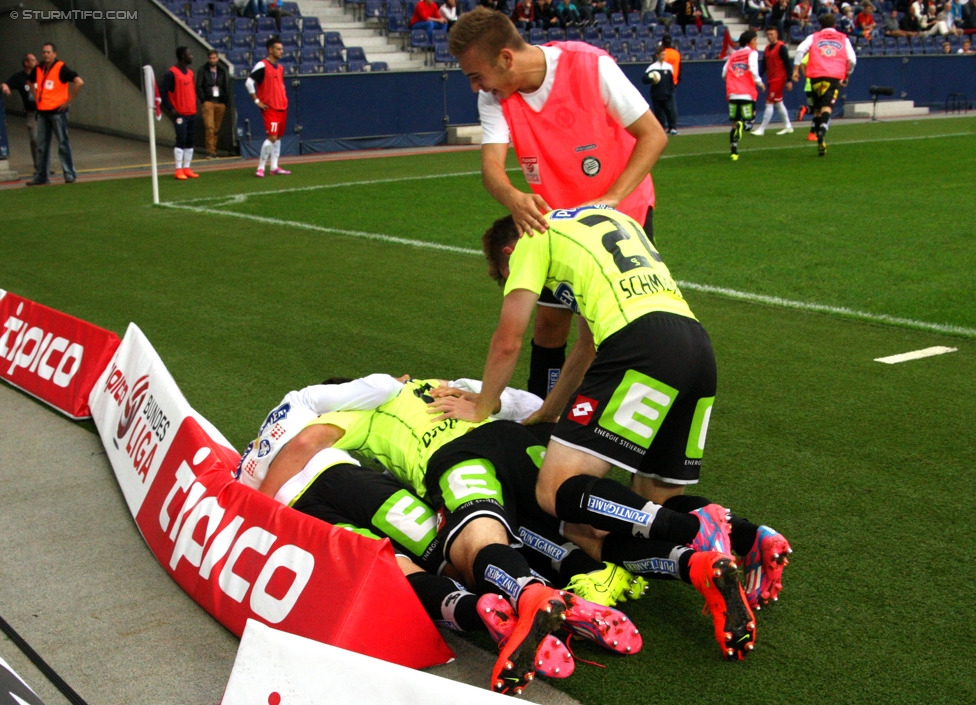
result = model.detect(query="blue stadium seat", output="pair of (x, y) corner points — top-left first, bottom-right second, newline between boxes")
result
(584, 25), (600, 43)
(324, 59), (344, 73)
(281, 1), (301, 16)
(212, 1), (235, 17)
(610, 11), (626, 26)
(324, 31), (345, 49)
(600, 26), (618, 41)
(566, 26), (583, 41)
(187, 16), (210, 36)
(626, 10), (641, 25)
(256, 17), (277, 32)
(529, 27), (546, 44)
(346, 46), (368, 63)
(324, 47), (344, 63)
(280, 16), (300, 33)
(370, 61), (390, 70)
(189, 1), (210, 17)
(642, 11), (657, 25)
(365, 0), (386, 21)
(228, 48), (253, 71)
(549, 27), (566, 41)
(302, 29), (323, 47)
(300, 46), (323, 62)
(434, 41), (455, 65)
(302, 16), (322, 31)
(232, 33), (254, 50)
(685, 24), (700, 37)
(347, 59), (367, 72)
(280, 31), (301, 52)
(210, 15), (233, 33)
(207, 31), (232, 50)
(700, 23), (716, 36)
(234, 17), (256, 33)
(299, 61), (324, 74)
(387, 12), (409, 35)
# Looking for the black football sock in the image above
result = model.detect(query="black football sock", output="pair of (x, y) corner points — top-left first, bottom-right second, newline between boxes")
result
(602, 534), (691, 581)
(472, 543), (545, 609)
(730, 514), (760, 556)
(662, 494), (711, 513)
(553, 475), (700, 543)
(528, 341), (566, 398)
(406, 572), (482, 632)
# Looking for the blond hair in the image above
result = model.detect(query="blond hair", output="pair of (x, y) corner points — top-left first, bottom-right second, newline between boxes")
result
(448, 6), (525, 61)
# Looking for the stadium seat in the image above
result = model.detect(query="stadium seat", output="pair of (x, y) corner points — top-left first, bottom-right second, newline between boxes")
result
(627, 10), (641, 25)
(301, 46), (324, 62)
(685, 24), (700, 37)
(212, 1), (234, 17)
(370, 61), (390, 70)
(189, 1), (210, 17)
(302, 16), (322, 32)
(324, 47), (344, 63)
(434, 41), (455, 65)
(280, 16), (300, 33)
(365, 0), (386, 21)
(642, 11), (657, 25)
(324, 31), (345, 49)
(280, 31), (301, 54)
(549, 27), (566, 41)
(584, 25), (600, 43)
(256, 32), (276, 50)
(187, 16), (210, 36)
(432, 27), (448, 44)
(593, 12), (609, 26)
(610, 11), (626, 26)
(232, 33), (255, 50)
(600, 26), (618, 41)
(234, 17), (256, 33)
(619, 25), (637, 40)
(302, 29), (323, 47)
(529, 27), (546, 44)
(387, 12), (409, 36)
(700, 23), (716, 36)
(211, 15), (233, 34)
(228, 48), (253, 73)
(207, 31), (232, 50)
(256, 17), (278, 32)
(346, 46), (368, 63)
(895, 36), (909, 53)
(281, 1), (301, 16)
(324, 59), (344, 73)
(299, 61), (324, 74)
(410, 28), (432, 54)
(347, 59), (367, 71)
(566, 26), (583, 41)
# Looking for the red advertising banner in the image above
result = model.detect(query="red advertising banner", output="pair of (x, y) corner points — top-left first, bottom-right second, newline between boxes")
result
(89, 323), (453, 669)
(0, 289), (120, 419)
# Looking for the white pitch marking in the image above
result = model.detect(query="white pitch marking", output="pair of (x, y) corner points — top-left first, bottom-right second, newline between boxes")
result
(874, 346), (959, 364)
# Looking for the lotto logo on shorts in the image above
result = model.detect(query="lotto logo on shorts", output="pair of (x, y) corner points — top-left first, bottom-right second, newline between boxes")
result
(568, 394), (599, 425)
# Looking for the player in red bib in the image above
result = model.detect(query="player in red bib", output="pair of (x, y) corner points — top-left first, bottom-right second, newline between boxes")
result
(792, 14), (856, 156)
(752, 27), (794, 137)
(160, 47), (200, 180)
(722, 31), (764, 161)
(246, 36), (291, 177)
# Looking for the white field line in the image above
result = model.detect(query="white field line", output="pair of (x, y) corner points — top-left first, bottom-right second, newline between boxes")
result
(874, 346), (958, 364)
(160, 199), (976, 340)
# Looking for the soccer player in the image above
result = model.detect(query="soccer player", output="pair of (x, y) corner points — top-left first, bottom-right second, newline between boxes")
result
(160, 47), (200, 180)
(252, 375), (643, 695)
(431, 207), (797, 659)
(792, 14), (856, 157)
(722, 30), (764, 161)
(246, 36), (291, 177)
(448, 7), (667, 400)
(752, 27), (793, 137)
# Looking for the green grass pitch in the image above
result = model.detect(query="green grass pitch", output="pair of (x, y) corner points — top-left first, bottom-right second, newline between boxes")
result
(2, 116), (974, 704)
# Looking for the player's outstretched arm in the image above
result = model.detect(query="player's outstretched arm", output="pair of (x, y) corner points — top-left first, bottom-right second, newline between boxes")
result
(482, 142), (550, 236)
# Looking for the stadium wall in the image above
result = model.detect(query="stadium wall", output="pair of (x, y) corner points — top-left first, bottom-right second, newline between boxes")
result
(234, 55), (976, 156)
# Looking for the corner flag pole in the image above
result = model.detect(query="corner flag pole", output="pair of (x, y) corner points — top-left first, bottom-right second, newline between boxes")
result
(143, 65), (160, 205)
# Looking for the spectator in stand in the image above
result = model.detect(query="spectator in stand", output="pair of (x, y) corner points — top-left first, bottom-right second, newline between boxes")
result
(792, 0), (814, 32)
(744, 0), (767, 28)
(1, 53), (40, 178)
(575, 0), (597, 25)
(412, 0), (449, 42)
(855, 2), (877, 39)
(536, 0), (563, 28)
(676, 0), (706, 32)
(884, 7), (919, 36)
(766, 0), (790, 38)
(440, 0), (461, 30)
(27, 42), (83, 186)
(196, 49), (230, 159)
(899, 5), (922, 31)
(554, 0), (583, 26)
(511, 0), (537, 29)
(160, 47), (200, 181)
(643, 44), (678, 134)
(962, 0), (976, 32)
(935, 1), (965, 35)
(481, 0), (511, 15)
(837, 5), (856, 35)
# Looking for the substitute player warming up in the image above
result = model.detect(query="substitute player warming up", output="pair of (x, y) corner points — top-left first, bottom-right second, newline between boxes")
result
(246, 36), (292, 177)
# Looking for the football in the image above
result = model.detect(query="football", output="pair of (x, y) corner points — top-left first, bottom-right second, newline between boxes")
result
(648, 70), (661, 84)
